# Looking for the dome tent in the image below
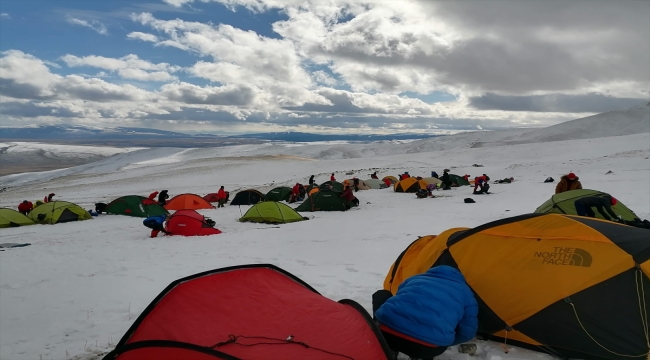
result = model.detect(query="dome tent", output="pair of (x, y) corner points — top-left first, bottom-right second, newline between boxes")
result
(363, 179), (384, 189)
(265, 187), (293, 202)
(383, 213), (650, 360)
(394, 178), (428, 193)
(295, 190), (349, 212)
(0, 208), (35, 228)
(230, 189), (265, 206)
(534, 189), (639, 222)
(165, 210), (221, 236)
(318, 181), (344, 193)
(165, 194), (214, 210)
(239, 201), (306, 224)
(106, 195), (169, 218)
(382, 176), (398, 185)
(29, 201), (92, 224)
(102, 264), (392, 360)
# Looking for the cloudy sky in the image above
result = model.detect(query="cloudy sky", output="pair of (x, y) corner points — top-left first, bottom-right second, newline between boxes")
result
(0, 0), (648, 134)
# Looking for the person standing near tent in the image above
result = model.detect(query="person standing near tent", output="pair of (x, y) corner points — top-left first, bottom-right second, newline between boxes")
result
(340, 185), (359, 209)
(148, 191), (159, 201)
(291, 183), (303, 202)
(383, 178), (392, 188)
(555, 173), (582, 194)
(401, 172), (410, 180)
(441, 169), (452, 190)
(330, 173), (336, 182)
(143, 214), (171, 238)
(371, 172), (379, 179)
(157, 190), (170, 206)
(216, 186), (227, 208)
(431, 171), (439, 179)
(574, 196), (620, 222)
(18, 200), (33, 215)
(308, 175), (315, 185)
(353, 177), (360, 192)
(373, 266), (478, 360)
(43, 193), (55, 203)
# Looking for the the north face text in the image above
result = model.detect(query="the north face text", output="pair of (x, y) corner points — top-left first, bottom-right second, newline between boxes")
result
(534, 247), (592, 267)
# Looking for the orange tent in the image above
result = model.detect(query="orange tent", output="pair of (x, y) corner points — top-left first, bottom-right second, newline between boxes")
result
(164, 193), (214, 210)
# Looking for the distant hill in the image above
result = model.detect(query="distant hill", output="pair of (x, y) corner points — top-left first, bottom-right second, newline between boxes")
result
(229, 131), (441, 142)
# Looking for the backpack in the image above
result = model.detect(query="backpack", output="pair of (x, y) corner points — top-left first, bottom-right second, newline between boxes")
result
(464, 198), (476, 203)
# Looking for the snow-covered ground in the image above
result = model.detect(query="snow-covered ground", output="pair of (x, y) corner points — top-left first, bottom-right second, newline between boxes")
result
(0, 112), (649, 360)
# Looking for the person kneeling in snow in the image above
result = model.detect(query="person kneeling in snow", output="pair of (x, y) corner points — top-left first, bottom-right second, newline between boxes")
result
(340, 185), (359, 209)
(143, 214), (171, 238)
(373, 266), (478, 360)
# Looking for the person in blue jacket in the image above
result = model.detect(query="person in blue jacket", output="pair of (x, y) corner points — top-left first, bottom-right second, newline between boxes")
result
(143, 214), (170, 238)
(373, 265), (478, 359)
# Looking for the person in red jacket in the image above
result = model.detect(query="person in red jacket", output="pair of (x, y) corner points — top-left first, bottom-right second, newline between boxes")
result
(383, 178), (392, 187)
(401, 172), (410, 180)
(473, 176), (490, 194)
(330, 173), (336, 182)
(291, 183), (304, 202)
(216, 186), (227, 208)
(43, 193), (55, 203)
(148, 191), (159, 201)
(18, 200), (33, 215)
(340, 185), (359, 209)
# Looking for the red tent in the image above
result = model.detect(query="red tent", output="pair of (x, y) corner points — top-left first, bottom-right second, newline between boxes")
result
(103, 264), (392, 360)
(203, 192), (230, 203)
(165, 210), (221, 236)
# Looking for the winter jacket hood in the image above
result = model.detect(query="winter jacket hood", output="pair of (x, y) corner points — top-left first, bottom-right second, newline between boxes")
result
(375, 265), (478, 347)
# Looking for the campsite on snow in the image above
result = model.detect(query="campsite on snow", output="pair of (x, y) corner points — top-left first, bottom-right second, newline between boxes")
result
(0, 103), (649, 360)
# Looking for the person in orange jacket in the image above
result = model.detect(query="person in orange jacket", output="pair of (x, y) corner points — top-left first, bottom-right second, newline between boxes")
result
(330, 173), (336, 182)
(216, 186), (227, 208)
(555, 173), (582, 194)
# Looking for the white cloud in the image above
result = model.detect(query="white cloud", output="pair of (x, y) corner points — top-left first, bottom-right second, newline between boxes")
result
(60, 54), (180, 82)
(65, 16), (108, 35)
(126, 32), (158, 42)
(0, 13), (10, 19)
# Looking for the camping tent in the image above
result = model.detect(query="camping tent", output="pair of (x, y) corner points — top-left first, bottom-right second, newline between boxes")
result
(394, 178), (428, 193)
(0, 208), (36, 228)
(345, 179), (372, 190)
(239, 201), (306, 224)
(295, 190), (349, 212)
(102, 264), (392, 360)
(165, 210), (221, 236)
(265, 187), (293, 202)
(382, 176), (398, 184)
(363, 179), (384, 189)
(383, 213), (650, 360)
(29, 201), (92, 224)
(449, 174), (470, 186)
(318, 181), (344, 193)
(230, 189), (265, 206)
(535, 189), (639, 222)
(106, 196), (169, 218)
(165, 194), (214, 211)
(421, 177), (442, 185)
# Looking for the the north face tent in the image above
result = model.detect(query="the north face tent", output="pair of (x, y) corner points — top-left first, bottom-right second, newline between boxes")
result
(295, 190), (348, 212)
(318, 181), (344, 193)
(382, 176), (398, 184)
(165, 210), (221, 236)
(239, 201), (306, 224)
(0, 208), (35, 228)
(29, 201), (92, 224)
(364, 179), (384, 189)
(534, 189), (639, 222)
(103, 264), (392, 360)
(165, 194), (214, 211)
(265, 187), (293, 202)
(383, 213), (650, 360)
(394, 178), (428, 193)
(106, 196), (169, 218)
(230, 189), (265, 206)
(449, 174), (470, 186)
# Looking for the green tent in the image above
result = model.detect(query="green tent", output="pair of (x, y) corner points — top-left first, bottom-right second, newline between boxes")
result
(295, 190), (349, 212)
(0, 208), (36, 228)
(319, 181), (344, 193)
(265, 187), (293, 202)
(534, 189), (639, 222)
(29, 201), (92, 224)
(239, 201), (306, 224)
(105, 195), (169, 218)
(449, 174), (470, 186)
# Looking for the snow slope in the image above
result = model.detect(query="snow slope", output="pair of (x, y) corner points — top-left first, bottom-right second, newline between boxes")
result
(0, 130), (649, 360)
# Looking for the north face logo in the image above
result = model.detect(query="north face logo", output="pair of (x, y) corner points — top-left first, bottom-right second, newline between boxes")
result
(534, 247), (592, 267)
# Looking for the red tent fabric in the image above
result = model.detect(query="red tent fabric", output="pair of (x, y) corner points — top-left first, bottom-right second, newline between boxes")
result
(103, 265), (392, 360)
(165, 210), (221, 236)
(164, 194), (214, 210)
(203, 193), (219, 202)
